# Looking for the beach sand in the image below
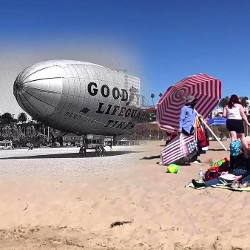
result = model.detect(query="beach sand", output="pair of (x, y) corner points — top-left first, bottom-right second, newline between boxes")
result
(0, 141), (249, 249)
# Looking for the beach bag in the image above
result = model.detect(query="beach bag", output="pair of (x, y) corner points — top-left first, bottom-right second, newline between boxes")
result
(204, 167), (221, 181)
(230, 140), (241, 156)
(195, 117), (209, 150)
(205, 158), (229, 181)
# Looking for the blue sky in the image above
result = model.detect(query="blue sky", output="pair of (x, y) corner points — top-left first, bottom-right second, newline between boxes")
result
(1, 0), (250, 115)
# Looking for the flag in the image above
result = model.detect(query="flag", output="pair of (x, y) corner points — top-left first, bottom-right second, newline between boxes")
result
(161, 135), (197, 165)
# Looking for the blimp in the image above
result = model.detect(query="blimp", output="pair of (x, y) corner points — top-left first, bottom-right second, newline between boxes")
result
(13, 60), (149, 136)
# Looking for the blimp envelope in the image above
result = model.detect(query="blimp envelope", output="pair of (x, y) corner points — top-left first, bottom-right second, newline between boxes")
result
(14, 60), (149, 135)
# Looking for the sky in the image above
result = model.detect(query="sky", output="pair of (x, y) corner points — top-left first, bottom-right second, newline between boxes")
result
(1, 0), (250, 115)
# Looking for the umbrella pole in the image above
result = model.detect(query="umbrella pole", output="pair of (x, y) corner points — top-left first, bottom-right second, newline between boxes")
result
(194, 110), (227, 151)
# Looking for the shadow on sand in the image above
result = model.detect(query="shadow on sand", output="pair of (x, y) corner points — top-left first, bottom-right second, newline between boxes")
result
(208, 148), (227, 151)
(0, 150), (143, 160)
(140, 155), (160, 160)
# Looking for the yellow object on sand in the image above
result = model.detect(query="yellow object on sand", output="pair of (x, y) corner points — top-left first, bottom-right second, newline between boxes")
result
(167, 164), (179, 174)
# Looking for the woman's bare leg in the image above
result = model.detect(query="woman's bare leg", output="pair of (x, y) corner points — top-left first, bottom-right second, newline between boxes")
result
(230, 131), (237, 142)
(238, 133), (248, 149)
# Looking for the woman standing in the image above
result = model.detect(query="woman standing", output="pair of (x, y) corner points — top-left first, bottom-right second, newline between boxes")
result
(178, 95), (201, 163)
(178, 95), (197, 136)
(223, 94), (250, 149)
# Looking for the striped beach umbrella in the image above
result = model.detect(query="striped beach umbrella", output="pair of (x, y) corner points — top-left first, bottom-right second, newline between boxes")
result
(157, 73), (222, 132)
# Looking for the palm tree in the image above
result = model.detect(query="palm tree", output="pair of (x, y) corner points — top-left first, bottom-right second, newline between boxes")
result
(159, 93), (163, 98)
(240, 96), (248, 108)
(218, 96), (229, 108)
(151, 93), (155, 106)
(18, 112), (27, 124)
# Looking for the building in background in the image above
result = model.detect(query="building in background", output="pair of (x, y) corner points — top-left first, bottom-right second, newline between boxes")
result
(140, 106), (156, 122)
(120, 71), (140, 107)
(62, 133), (83, 147)
(211, 107), (223, 117)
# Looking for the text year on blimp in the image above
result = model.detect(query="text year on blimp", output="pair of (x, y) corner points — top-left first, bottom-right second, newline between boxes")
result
(87, 82), (128, 101)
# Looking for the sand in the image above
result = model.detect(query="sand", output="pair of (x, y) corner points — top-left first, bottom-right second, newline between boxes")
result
(0, 141), (249, 250)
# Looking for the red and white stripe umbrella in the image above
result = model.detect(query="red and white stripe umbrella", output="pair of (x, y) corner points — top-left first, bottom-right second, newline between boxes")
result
(157, 73), (222, 132)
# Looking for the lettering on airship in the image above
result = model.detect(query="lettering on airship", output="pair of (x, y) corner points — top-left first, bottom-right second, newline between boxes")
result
(95, 102), (149, 121)
(65, 112), (90, 123)
(65, 111), (135, 130)
(87, 82), (128, 101)
(104, 120), (135, 129)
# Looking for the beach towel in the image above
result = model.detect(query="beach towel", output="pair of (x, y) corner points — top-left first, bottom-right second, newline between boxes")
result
(211, 184), (250, 192)
(185, 180), (250, 192)
(196, 117), (209, 148)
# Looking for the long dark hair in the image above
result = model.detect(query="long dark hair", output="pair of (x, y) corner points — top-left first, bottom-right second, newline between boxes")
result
(228, 94), (241, 109)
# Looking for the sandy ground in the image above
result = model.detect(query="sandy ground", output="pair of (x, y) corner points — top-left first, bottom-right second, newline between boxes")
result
(0, 141), (249, 250)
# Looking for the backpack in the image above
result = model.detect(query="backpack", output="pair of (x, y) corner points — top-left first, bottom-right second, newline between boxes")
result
(230, 140), (241, 156)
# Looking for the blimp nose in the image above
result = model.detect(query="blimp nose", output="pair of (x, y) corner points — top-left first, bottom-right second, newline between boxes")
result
(13, 74), (25, 93)
(13, 63), (64, 119)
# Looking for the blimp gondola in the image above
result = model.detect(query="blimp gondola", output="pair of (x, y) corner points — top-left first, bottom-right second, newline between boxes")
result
(13, 60), (149, 135)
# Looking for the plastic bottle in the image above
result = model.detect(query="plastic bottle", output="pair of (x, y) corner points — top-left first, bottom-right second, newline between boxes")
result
(199, 168), (204, 181)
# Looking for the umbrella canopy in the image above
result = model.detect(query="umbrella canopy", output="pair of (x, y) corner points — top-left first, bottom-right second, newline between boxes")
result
(157, 73), (222, 132)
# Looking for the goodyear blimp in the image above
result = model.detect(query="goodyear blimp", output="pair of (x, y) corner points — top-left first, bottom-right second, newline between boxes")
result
(13, 60), (149, 135)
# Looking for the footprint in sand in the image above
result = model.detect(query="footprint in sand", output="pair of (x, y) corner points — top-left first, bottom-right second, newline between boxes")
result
(91, 201), (99, 208)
